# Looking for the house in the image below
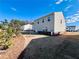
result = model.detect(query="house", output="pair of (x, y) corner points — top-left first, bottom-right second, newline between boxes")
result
(20, 24), (33, 31)
(76, 26), (79, 31)
(20, 24), (34, 34)
(66, 26), (79, 32)
(33, 12), (66, 35)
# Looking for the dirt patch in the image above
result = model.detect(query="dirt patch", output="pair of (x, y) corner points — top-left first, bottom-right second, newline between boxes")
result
(64, 32), (79, 35)
(53, 40), (79, 59)
(18, 36), (64, 59)
(0, 35), (25, 59)
(0, 34), (47, 59)
(1, 34), (79, 59)
(18, 35), (79, 59)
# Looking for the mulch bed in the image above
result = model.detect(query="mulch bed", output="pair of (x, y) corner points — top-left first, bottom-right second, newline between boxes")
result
(0, 35), (25, 59)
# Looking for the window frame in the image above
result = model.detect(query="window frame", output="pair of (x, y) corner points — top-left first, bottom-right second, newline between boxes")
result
(37, 21), (39, 24)
(42, 19), (44, 23)
(60, 19), (62, 24)
(48, 16), (51, 21)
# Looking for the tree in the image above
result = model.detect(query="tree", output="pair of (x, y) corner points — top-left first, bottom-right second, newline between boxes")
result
(0, 24), (3, 29)
(4, 19), (8, 24)
(10, 19), (28, 35)
(0, 19), (8, 30)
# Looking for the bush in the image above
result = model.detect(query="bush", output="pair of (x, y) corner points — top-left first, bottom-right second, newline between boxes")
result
(0, 29), (13, 50)
(0, 19), (21, 50)
(7, 27), (14, 36)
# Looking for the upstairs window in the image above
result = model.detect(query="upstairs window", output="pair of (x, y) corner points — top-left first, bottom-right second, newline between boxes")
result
(48, 17), (51, 21)
(37, 22), (39, 24)
(61, 20), (62, 24)
(42, 19), (44, 23)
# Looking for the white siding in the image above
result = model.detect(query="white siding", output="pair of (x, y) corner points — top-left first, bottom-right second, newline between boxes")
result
(33, 12), (66, 34)
(33, 13), (54, 32)
(21, 24), (33, 31)
(54, 12), (66, 33)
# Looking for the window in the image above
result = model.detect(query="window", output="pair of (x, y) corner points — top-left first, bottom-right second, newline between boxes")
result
(60, 20), (62, 24)
(37, 22), (39, 24)
(42, 19), (44, 23)
(48, 17), (51, 21)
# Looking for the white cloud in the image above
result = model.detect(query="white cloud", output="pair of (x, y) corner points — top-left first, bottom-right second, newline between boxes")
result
(66, 12), (79, 23)
(55, 0), (72, 4)
(74, 14), (79, 15)
(77, 11), (79, 13)
(11, 7), (16, 11)
(64, 5), (72, 11)
(55, 0), (63, 4)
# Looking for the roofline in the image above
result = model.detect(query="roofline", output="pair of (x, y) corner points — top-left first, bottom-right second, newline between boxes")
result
(34, 11), (62, 22)
(66, 26), (74, 27)
(66, 25), (79, 27)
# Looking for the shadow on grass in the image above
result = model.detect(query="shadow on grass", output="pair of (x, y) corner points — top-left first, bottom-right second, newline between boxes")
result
(18, 36), (79, 59)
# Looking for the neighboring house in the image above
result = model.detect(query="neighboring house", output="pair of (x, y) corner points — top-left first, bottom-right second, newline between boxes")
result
(20, 24), (33, 31)
(66, 26), (79, 32)
(33, 12), (66, 35)
(76, 26), (79, 31)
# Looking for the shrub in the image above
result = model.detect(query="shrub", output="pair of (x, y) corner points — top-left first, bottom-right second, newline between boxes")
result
(0, 29), (13, 50)
(7, 27), (14, 36)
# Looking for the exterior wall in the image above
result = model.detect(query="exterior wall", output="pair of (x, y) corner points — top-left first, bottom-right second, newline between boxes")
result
(76, 26), (79, 31)
(33, 12), (66, 34)
(54, 12), (66, 33)
(33, 13), (54, 32)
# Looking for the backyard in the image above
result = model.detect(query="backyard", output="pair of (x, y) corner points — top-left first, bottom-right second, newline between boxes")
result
(18, 35), (79, 59)
(0, 0), (79, 59)
(0, 34), (79, 59)
(0, 20), (78, 59)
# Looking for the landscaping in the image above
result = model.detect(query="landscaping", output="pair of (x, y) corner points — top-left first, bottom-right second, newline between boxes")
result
(0, 19), (25, 50)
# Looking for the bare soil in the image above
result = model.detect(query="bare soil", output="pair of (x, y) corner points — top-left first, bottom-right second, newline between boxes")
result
(18, 35), (79, 59)
(0, 35), (25, 59)
(64, 32), (79, 35)
(0, 34), (79, 59)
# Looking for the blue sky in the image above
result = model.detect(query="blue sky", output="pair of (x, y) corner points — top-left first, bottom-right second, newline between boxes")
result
(0, 0), (79, 26)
